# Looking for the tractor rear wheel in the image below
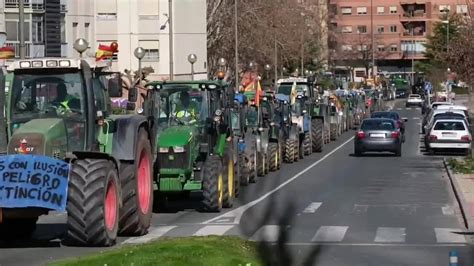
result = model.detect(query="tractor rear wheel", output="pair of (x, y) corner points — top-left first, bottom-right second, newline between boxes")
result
(222, 149), (235, 208)
(239, 153), (250, 187)
(257, 151), (266, 177)
(268, 143), (278, 171)
(330, 124), (337, 141)
(119, 129), (153, 236)
(277, 142), (283, 169)
(201, 156), (224, 212)
(303, 133), (312, 156)
(294, 139), (301, 161)
(249, 146), (258, 183)
(0, 217), (38, 240)
(284, 138), (295, 163)
(312, 119), (324, 152)
(65, 159), (119, 246)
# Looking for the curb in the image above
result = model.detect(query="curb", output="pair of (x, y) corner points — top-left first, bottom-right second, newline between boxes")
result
(443, 158), (471, 230)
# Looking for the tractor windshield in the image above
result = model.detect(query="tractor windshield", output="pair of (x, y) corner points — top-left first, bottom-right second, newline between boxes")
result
(11, 71), (86, 122)
(162, 89), (208, 126)
(277, 83), (308, 95)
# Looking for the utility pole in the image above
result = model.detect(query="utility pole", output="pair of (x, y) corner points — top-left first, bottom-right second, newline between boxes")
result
(234, 0), (239, 92)
(19, 0), (26, 59)
(370, 0), (375, 79)
(274, 36), (278, 86)
(301, 31), (304, 76)
(169, 0), (174, 80)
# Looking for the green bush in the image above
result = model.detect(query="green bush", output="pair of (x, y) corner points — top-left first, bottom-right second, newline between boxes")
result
(448, 157), (474, 174)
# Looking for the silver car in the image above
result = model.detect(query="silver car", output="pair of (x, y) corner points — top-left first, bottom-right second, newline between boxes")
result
(354, 118), (402, 156)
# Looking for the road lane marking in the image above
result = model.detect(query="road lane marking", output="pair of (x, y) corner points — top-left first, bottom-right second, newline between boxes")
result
(374, 227), (406, 243)
(302, 202), (322, 213)
(122, 226), (177, 244)
(434, 228), (466, 243)
(396, 108), (402, 110)
(406, 108), (412, 110)
(202, 137), (355, 225)
(193, 225), (234, 236)
(412, 117), (420, 119)
(250, 225), (282, 242)
(311, 226), (348, 242)
(442, 206), (455, 215)
(281, 243), (466, 247)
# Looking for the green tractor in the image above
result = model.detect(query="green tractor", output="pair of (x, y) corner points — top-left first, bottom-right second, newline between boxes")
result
(146, 81), (238, 212)
(0, 58), (154, 246)
(260, 93), (283, 171)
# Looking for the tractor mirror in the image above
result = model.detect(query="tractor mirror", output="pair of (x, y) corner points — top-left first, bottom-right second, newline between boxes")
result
(108, 76), (123, 97)
(128, 86), (138, 102)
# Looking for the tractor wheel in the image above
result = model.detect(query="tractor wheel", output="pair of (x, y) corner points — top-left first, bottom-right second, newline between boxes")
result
(201, 156), (224, 212)
(303, 133), (312, 156)
(330, 124), (337, 141)
(65, 159), (120, 246)
(119, 129), (153, 236)
(277, 142), (283, 169)
(222, 149), (235, 208)
(264, 149), (270, 175)
(257, 151), (266, 177)
(268, 143), (278, 171)
(324, 124), (331, 144)
(249, 146), (258, 183)
(239, 153), (250, 187)
(312, 119), (324, 152)
(294, 139), (301, 161)
(0, 217), (38, 240)
(284, 138), (295, 163)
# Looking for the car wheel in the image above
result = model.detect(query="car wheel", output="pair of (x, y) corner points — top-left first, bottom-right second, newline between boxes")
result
(354, 147), (363, 157)
(428, 148), (435, 155)
(395, 146), (402, 157)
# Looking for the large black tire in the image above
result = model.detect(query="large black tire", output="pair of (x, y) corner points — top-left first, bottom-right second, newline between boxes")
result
(264, 149), (270, 175)
(201, 156), (224, 212)
(0, 217), (38, 240)
(295, 139), (302, 161)
(257, 151), (266, 177)
(324, 124), (331, 144)
(65, 159), (120, 246)
(222, 149), (235, 208)
(249, 146), (258, 183)
(277, 142), (283, 169)
(268, 143), (278, 171)
(303, 132), (312, 156)
(395, 145), (402, 157)
(284, 138), (295, 163)
(312, 119), (324, 152)
(330, 124), (337, 141)
(239, 153), (250, 187)
(119, 129), (153, 236)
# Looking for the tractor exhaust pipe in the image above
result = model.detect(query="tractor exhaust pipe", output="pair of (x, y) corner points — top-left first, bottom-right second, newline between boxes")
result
(0, 69), (7, 154)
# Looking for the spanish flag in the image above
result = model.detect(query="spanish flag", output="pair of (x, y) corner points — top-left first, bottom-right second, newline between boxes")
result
(95, 44), (117, 61)
(290, 81), (297, 105)
(255, 81), (263, 107)
(0, 46), (15, 59)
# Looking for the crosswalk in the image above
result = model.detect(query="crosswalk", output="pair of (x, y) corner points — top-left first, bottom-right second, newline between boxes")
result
(121, 224), (468, 245)
(395, 107), (421, 111)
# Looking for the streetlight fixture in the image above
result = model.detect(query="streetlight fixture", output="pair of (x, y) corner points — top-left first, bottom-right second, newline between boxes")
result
(264, 64), (271, 81)
(304, 69), (310, 76)
(0, 25), (7, 153)
(134, 47), (146, 83)
(218, 57), (227, 68)
(188, 53), (198, 81)
(160, 1), (174, 80)
(73, 38), (89, 58)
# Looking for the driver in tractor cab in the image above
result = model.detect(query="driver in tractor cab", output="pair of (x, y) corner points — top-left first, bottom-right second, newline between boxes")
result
(175, 91), (199, 124)
(52, 83), (81, 116)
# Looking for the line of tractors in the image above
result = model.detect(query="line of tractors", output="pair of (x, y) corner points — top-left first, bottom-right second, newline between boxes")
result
(0, 57), (368, 247)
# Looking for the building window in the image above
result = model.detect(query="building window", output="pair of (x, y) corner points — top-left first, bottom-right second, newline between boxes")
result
(341, 26), (352, 33)
(439, 5), (451, 13)
(5, 21), (30, 42)
(389, 6), (397, 14)
(390, 44), (398, 52)
(357, 45), (368, 51)
(456, 5), (468, 15)
(72, 22), (78, 44)
(355, 70), (366, 77)
(32, 15), (44, 44)
(341, 45), (352, 51)
(84, 23), (90, 41)
(139, 40), (160, 62)
(389, 25), (397, 33)
(357, 25), (367, 33)
(377, 6), (384, 14)
(96, 13), (117, 20)
(357, 7), (367, 15)
(377, 45), (385, 52)
(377, 26), (384, 33)
(341, 7), (352, 15)
(60, 14), (66, 43)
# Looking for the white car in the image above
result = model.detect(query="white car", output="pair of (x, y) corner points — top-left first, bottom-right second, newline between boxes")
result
(426, 119), (472, 155)
(406, 94), (423, 107)
(423, 109), (468, 135)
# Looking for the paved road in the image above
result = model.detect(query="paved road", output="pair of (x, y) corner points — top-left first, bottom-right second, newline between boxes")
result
(1, 100), (472, 265)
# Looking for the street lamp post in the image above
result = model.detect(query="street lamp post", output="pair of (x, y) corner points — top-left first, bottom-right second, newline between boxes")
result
(188, 53), (198, 81)
(134, 47), (146, 83)
(264, 64), (271, 80)
(234, 0), (239, 92)
(73, 38), (89, 58)
(0, 27), (6, 153)
(169, 0), (174, 80)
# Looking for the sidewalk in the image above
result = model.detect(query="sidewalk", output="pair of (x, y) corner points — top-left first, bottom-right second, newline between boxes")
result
(444, 159), (474, 230)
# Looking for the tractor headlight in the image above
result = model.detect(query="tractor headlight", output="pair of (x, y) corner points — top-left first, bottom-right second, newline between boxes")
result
(20, 61), (31, 68)
(173, 146), (185, 153)
(159, 147), (169, 153)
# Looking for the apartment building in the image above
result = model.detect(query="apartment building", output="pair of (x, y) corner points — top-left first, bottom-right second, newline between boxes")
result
(2, 0), (207, 80)
(329, 0), (472, 75)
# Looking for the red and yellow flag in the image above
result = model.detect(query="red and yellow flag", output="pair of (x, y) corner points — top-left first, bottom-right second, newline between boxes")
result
(95, 42), (118, 61)
(0, 46), (15, 59)
(255, 80), (263, 107)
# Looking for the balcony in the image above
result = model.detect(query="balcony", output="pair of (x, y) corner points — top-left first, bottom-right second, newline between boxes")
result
(400, 12), (427, 21)
(400, 0), (426, 4)
(5, 0), (31, 9)
(4, 42), (48, 58)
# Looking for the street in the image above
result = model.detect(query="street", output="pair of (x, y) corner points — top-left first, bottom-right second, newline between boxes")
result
(0, 99), (471, 265)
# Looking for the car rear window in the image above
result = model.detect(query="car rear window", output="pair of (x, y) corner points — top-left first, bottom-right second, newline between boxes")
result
(434, 121), (466, 131)
(409, 95), (420, 98)
(361, 120), (395, 130)
(372, 112), (399, 120)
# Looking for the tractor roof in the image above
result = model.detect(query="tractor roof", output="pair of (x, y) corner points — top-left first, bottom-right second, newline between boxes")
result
(146, 80), (229, 90)
(7, 57), (110, 72)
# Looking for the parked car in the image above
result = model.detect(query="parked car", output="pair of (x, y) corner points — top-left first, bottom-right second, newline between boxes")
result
(424, 113), (469, 148)
(423, 109), (468, 134)
(406, 94), (423, 107)
(354, 118), (402, 156)
(396, 88), (407, 98)
(421, 102), (455, 133)
(371, 111), (407, 141)
(426, 119), (472, 155)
